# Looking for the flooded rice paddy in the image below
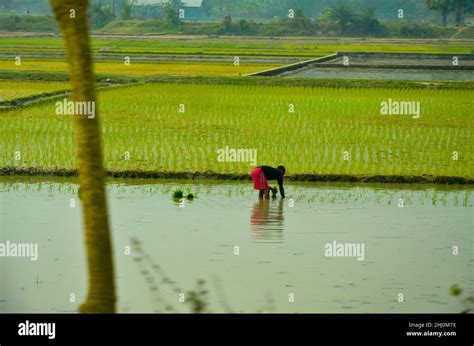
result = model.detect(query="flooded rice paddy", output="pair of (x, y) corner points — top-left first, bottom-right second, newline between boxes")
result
(0, 177), (472, 313)
(285, 67), (474, 81)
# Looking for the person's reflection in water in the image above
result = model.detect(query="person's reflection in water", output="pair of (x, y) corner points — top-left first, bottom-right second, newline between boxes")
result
(250, 198), (285, 243)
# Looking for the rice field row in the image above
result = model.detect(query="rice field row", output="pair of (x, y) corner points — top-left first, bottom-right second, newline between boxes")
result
(1, 37), (472, 57)
(0, 80), (69, 102)
(1, 178), (471, 208)
(1, 83), (473, 178)
(0, 59), (277, 77)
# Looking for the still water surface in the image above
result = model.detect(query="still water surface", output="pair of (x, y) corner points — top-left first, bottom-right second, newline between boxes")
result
(285, 67), (474, 81)
(0, 178), (472, 313)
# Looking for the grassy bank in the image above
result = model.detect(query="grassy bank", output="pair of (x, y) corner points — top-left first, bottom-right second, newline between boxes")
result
(3, 71), (474, 89)
(1, 166), (472, 185)
(1, 82), (472, 181)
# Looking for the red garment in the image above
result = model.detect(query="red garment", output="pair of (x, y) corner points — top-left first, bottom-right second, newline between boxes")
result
(250, 167), (269, 190)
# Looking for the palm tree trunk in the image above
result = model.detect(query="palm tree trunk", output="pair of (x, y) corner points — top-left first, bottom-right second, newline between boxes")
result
(455, 5), (463, 26)
(442, 8), (448, 27)
(50, 0), (116, 313)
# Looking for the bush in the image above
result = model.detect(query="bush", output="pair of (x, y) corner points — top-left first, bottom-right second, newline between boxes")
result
(385, 21), (456, 38)
(88, 1), (115, 29)
(0, 15), (58, 32)
(400, 23), (436, 38)
(350, 18), (389, 37)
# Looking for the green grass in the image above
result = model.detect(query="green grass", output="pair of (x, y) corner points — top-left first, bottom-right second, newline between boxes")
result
(2, 71), (474, 89)
(0, 80), (69, 102)
(1, 37), (472, 59)
(0, 15), (58, 32)
(1, 82), (472, 178)
(0, 58), (278, 77)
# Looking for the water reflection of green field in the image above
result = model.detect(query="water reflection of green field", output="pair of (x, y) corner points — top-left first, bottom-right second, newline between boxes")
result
(1, 178), (472, 313)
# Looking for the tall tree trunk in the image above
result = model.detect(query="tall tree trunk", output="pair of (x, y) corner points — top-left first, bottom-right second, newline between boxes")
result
(50, 0), (116, 313)
(455, 6), (463, 26)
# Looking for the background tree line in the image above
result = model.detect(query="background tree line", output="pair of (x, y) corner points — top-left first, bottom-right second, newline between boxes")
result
(424, 0), (474, 26)
(4, 0), (473, 22)
(1, 0), (473, 37)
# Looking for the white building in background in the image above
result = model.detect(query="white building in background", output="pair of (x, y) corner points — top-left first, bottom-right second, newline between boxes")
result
(133, 0), (207, 20)
(134, 0), (203, 7)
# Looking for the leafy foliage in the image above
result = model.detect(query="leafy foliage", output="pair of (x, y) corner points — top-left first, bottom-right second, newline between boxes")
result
(324, 2), (356, 34)
(120, 0), (135, 20)
(88, 0), (115, 29)
(424, 0), (474, 26)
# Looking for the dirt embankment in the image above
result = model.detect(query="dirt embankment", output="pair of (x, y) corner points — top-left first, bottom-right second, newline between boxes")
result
(1, 166), (472, 185)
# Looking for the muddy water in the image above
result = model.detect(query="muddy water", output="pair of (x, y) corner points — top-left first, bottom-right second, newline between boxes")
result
(0, 178), (472, 313)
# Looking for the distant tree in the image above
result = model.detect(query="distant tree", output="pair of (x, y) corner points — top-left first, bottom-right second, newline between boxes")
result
(199, 0), (314, 20)
(285, 7), (315, 34)
(133, 4), (160, 19)
(163, 0), (182, 27)
(294, 8), (305, 19)
(451, 0), (474, 26)
(238, 19), (250, 33)
(89, 0), (115, 29)
(324, 2), (356, 34)
(399, 23), (436, 38)
(221, 15), (233, 33)
(120, 0), (134, 20)
(357, 5), (386, 36)
(360, 5), (375, 21)
(424, 0), (452, 26)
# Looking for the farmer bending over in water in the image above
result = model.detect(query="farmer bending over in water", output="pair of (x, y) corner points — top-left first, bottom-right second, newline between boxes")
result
(250, 165), (285, 199)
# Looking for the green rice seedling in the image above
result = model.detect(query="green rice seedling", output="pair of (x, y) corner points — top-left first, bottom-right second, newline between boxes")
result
(2, 83), (473, 180)
(0, 81), (69, 102)
(172, 189), (183, 199)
